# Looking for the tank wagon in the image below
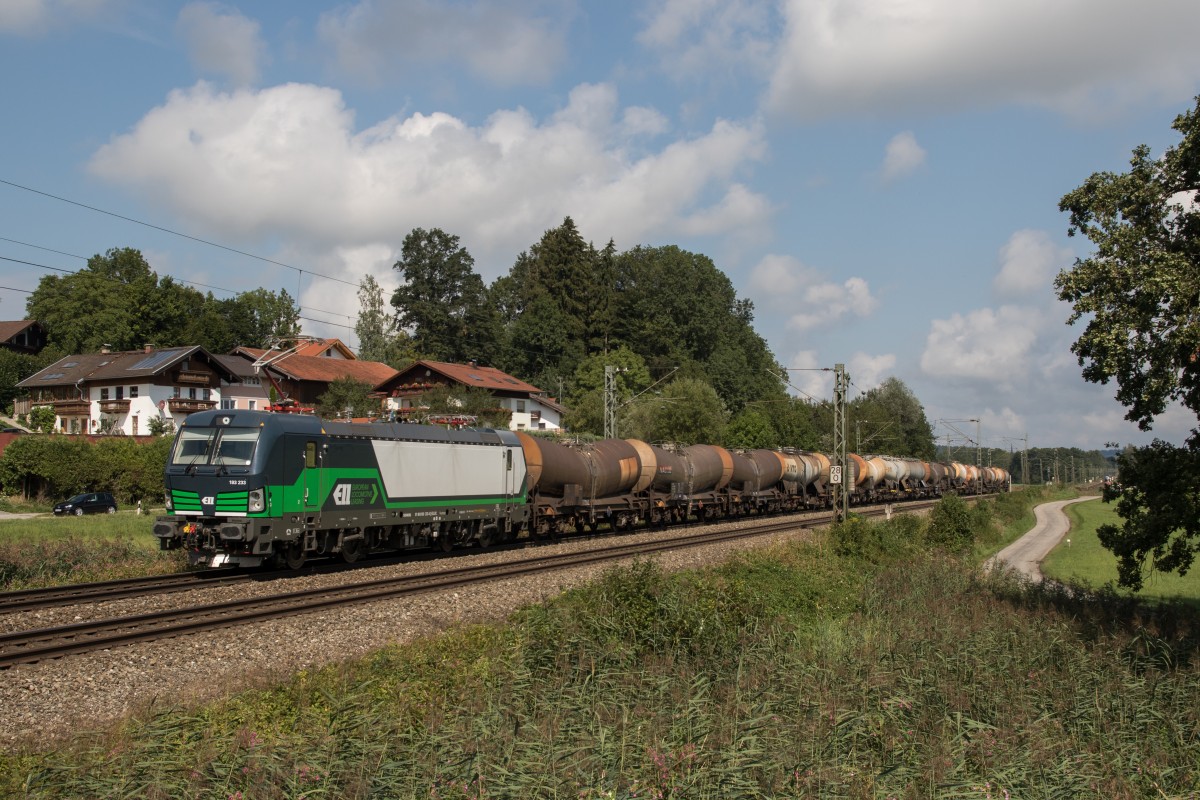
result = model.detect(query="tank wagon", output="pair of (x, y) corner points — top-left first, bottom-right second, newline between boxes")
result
(155, 409), (1009, 568)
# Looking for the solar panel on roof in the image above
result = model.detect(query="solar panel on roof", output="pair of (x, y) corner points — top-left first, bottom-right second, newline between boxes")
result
(469, 373), (484, 381)
(62, 362), (79, 368)
(129, 349), (183, 371)
(41, 373), (64, 380)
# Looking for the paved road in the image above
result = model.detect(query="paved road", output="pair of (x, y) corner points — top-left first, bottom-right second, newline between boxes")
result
(986, 496), (1099, 581)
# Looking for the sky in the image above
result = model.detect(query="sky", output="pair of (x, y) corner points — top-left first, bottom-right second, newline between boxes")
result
(3, 0), (1199, 453)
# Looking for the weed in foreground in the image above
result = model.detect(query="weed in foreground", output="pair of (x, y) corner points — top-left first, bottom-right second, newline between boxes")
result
(4, 502), (1199, 798)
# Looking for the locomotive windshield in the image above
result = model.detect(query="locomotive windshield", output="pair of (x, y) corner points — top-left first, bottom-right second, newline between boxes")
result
(171, 427), (261, 467)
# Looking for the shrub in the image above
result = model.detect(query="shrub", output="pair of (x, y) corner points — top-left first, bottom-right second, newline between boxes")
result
(924, 493), (984, 552)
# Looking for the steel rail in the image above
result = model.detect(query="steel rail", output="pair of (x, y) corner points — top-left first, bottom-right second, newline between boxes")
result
(0, 570), (248, 613)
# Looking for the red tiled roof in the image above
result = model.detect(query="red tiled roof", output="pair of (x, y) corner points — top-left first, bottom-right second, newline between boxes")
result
(236, 348), (396, 386)
(287, 338), (357, 359)
(384, 360), (543, 394)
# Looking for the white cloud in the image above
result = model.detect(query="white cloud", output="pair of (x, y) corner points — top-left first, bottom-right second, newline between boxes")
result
(748, 254), (879, 332)
(993, 229), (1073, 297)
(637, 0), (777, 82)
(177, 3), (266, 87)
(783, 350), (832, 401)
(87, 81), (768, 279)
(881, 131), (926, 182)
(0, 0), (111, 35)
(848, 351), (896, 392)
(317, 0), (569, 87)
(621, 106), (670, 138)
(920, 305), (1043, 384)
(766, 0), (1200, 119)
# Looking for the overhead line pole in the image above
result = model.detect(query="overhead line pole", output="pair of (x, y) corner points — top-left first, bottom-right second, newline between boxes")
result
(832, 363), (849, 523)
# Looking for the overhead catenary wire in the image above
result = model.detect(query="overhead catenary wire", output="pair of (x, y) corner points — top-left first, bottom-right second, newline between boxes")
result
(0, 178), (361, 288)
(0, 253), (356, 331)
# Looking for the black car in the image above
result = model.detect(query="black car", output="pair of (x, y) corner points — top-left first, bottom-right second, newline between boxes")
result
(53, 492), (118, 516)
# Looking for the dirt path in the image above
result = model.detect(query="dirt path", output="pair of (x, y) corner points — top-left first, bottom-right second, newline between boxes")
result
(985, 496), (1099, 581)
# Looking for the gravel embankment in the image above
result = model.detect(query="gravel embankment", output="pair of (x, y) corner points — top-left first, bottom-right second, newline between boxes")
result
(0, 518), (814, 745)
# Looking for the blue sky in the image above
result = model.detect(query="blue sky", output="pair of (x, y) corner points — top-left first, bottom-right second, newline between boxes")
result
(3, 0), (1199, 452)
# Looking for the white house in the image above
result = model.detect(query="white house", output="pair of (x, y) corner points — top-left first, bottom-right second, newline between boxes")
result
(17, 345), (237, 435)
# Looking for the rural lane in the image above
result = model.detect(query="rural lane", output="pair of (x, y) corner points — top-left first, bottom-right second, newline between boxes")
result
(986, 495), (1099, 581)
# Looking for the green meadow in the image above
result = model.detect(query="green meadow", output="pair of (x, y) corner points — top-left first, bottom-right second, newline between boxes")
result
(1043, 496), (1200, 607)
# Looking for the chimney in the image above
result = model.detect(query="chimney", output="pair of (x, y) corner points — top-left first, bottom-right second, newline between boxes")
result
(144, 344), (154, 353)
(100, 346), (110, 354)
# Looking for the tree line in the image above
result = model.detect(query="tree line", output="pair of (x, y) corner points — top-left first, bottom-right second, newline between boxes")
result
(6, 218), (945, 455)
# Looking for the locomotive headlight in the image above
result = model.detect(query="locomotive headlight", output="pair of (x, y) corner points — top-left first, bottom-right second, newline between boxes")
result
(164, 491), (173, 512)
(248, 488), (265, 513)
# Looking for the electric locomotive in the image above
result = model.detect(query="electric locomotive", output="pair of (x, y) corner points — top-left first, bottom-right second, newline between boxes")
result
(153, 409), (529, 568)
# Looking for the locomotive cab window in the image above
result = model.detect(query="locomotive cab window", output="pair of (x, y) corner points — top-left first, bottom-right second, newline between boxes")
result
(170, 426), (261, 467)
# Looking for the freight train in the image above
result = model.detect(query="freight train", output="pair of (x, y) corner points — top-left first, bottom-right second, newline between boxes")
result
(153, 409), (1009, 569)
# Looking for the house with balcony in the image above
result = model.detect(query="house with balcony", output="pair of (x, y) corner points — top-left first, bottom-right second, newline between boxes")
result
(17, 345), (237, 435)
(375, 359), (565, 432)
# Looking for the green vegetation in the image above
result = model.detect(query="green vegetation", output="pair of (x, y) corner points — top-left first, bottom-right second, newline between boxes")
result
(1056, 96), (1200, 588)
(27, 247), (301, 355)
(0, 434), (171, 505)
(0, 515), (182, 589)
(1044, 498), (1200, 607)
(2, 491), (1196, 798)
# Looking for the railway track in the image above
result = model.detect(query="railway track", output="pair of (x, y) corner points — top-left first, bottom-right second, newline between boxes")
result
(0, 570), (248, 613)
(0, 498), (950, 669)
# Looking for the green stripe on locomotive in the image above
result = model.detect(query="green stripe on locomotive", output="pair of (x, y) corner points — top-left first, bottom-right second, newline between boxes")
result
(263, 466), (528, 515)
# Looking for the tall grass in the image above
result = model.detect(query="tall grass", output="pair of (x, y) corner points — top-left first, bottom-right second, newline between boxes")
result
(0, 515), (183, 589)
(2, 494), (1197, 798)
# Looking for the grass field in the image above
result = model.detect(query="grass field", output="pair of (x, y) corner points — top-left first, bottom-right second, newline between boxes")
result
(0, 512), (182, 589)
(1042, 496), (1200, 606)
(2, 489), (1196, 799)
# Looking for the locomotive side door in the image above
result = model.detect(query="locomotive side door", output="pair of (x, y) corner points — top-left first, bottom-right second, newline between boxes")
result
(504, 448), (516, 498)
(301, 439), (323, 518)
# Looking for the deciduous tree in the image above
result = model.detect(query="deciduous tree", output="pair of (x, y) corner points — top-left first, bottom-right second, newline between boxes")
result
(1055, 95), (1200, 588)
(355, 274), (412, 366)
(391, 228), (497, 364)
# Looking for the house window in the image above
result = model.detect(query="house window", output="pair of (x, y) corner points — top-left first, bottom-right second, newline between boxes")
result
(116, 386), (124, 400)
(221, 399), (235, 410)
(248, 400), (257, 410)
(203, 388), (211, 401)
(130, 386), (139, 398)
(189, 388), (197, 400)
(516, 400), (526, 413)
(100, 388), (109, 401)
(173, 386), (181, 398)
